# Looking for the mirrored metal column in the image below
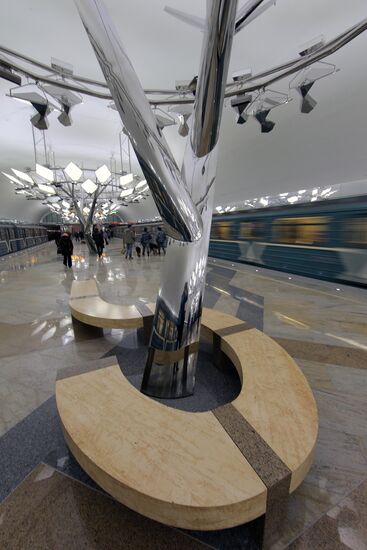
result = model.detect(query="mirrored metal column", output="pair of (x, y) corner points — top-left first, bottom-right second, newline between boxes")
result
(142, 0), (238, 397)
(75, 0), (238, 398)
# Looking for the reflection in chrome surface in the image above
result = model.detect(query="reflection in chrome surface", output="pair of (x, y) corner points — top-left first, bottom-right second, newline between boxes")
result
(76, 0), (238, 397)
(75, 0), (202, 244)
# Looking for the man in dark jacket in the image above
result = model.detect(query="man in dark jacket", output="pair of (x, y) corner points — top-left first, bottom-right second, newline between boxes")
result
(156, 227), (167, 255)
(59, 231), (73, 268)
(93, 226), (104, 258)
(140, 227), (152, 256)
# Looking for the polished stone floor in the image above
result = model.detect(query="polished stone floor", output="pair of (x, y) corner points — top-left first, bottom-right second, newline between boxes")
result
(0, 239), (366, 549)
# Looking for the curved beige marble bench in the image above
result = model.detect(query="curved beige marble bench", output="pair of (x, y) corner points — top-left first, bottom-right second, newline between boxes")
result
(56, 307), (318, 536)
(69, 279), (146, 329)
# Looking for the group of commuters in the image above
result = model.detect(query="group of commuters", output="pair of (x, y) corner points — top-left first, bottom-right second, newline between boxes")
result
(122, 225), (167, 260)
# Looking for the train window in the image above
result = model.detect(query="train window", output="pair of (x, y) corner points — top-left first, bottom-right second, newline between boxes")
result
(210, 221), (232, 240)
(272, 217), (329, 245)
(345, 216), (367, 247)
(239, 221), (264, 241)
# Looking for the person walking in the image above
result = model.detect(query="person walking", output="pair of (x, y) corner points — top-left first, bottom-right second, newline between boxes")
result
(93, 226), (104, 258)
(59, 231), (73, 268)
(140, 227), (152, 257)
(156, 227), (167, 255)
(103, 227), (109, 246)
(123, 224), (135, 260)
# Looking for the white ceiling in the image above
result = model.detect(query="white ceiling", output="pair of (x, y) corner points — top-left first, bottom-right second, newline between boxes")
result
(0, 0), (366, 222)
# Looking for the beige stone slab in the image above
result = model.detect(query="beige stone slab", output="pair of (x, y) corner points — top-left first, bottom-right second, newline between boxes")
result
(70, 297), (143, 329)
(56, 307), (318, 531)
(222, 329), (318, 493)
(57, 365), (267, 531)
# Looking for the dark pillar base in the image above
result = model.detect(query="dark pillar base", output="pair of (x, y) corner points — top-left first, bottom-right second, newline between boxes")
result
(140, 344), (198, 399)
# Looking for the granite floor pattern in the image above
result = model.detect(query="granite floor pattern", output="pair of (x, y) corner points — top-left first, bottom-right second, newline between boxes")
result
(0, 240), (366, 549)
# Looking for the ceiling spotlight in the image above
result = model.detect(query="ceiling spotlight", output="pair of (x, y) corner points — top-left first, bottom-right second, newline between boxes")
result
(231, 94), (252, 125)
(82, 179), (98, 194)
(254, 110), (275, 133)
(36, 163), (54, 182)
(9, 85), (56, 130)
(178, 114), (190, 137)
(64, 161), (83, 181)
(95, 164), (111, 184)
(37, 183), (56, 195)
(120, 188), (133, 198)
(58, 104), (72, 126)
(188, 76), (198, 96)
(120, 173), (134, 186)
(42, 85), (82, 127)
(296, 81), (317, 113)
(11, 168), (34, 184)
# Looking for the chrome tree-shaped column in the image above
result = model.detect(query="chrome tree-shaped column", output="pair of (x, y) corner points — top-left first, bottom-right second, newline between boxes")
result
(75, 0), (238, 397)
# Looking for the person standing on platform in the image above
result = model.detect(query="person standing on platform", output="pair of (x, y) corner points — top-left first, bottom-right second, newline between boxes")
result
(123, 224), (135, 260)
(140, 227), (152, 256)
(93, 226), (104, 258)
(156, 227), (167, 255)
(59, 231), (73, 269)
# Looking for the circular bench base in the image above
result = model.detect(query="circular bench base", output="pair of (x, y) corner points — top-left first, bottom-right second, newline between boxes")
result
(56, 308), (318, 531)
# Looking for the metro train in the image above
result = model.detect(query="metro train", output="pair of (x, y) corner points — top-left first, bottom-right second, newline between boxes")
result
(100, 195), (367, 288)
(0, 222), (50, 256)
(209, 195), (367, 287)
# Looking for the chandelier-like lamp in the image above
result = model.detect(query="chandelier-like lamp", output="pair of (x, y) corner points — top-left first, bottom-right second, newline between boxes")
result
(76, 0), (238, 397)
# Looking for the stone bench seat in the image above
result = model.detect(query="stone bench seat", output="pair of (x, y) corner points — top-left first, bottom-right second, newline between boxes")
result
(69, 279), (153, 330)
(57, 305), (318, 539)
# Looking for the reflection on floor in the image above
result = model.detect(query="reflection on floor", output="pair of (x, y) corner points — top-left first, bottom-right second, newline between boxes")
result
(0, 240), (366, 549)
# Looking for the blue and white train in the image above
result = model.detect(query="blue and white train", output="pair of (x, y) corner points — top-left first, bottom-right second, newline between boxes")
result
(209, 195), (367, 287)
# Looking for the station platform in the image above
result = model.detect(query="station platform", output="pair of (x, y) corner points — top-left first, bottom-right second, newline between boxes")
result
(0, 240), (366, 549)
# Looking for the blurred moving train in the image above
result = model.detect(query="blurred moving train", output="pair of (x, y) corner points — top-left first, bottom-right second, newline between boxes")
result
(209, 195), (367, 287)
(114, 195), (367, 287)
(0, 222), (55, 256)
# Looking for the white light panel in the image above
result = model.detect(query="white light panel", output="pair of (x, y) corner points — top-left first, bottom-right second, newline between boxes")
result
(120, 188), (133, 198)
(36, 163), (54, 182)
(82, 179), (98, 194)
(11, 168), (34, 184)
(135, 179), (147, 189)
(2, 172), (25, 186)
(120, 173), (134, 186)
(37, 183), (56, 195)
(64, 162), (83, 181)
(95, 164), (111, 184)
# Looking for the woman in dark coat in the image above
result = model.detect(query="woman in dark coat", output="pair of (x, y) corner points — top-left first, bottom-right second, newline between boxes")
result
(59, 231), (74, 268)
